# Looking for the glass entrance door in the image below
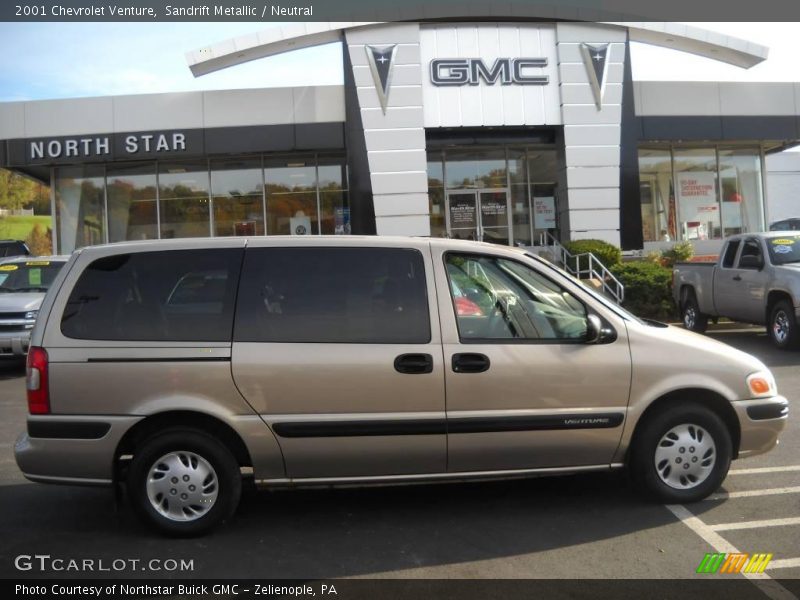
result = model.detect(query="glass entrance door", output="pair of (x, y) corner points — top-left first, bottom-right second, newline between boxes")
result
(445, 190), (479, 241)
(445, 189), (510, 245)
(479, 189), (510, 246)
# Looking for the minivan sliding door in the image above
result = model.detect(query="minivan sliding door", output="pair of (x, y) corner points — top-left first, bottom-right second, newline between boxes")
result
(231, 241), (446, 480)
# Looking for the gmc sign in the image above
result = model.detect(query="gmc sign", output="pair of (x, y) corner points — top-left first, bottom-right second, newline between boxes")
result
(430, 57), (549, 86)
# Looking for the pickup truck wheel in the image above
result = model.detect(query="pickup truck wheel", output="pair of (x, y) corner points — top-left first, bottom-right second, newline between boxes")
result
(631, 404), (732, 503)
(681, 292), (708, 333)
(769, 300), (800, 350)
(127, 429), (241, 537)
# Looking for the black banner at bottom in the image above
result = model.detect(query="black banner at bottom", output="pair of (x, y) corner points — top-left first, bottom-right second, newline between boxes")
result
(6, 579), (800, 600)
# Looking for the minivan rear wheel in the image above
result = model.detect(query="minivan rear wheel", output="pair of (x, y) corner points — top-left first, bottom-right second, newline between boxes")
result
(127, 429), (241, 536)
(631, 404), (731, 503)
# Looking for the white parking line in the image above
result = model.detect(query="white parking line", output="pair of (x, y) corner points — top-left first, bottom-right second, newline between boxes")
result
(729, 466), (800, 475)
(710, 517), (800, 532)
(769, 558), (800, 570)
(666, 504), (797, 600)
(710, 486), (800, 500)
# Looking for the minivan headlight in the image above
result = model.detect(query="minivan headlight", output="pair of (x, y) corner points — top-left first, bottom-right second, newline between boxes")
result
(24, 310), (38, 320)
(747, 371), (777, 398)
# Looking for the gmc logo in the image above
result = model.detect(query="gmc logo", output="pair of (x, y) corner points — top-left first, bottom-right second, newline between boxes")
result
(430, 58), (548, 86)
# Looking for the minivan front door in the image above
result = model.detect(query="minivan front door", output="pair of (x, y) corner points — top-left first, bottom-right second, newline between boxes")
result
(433, 246), (632, 472)
(231, 240), (446, 480)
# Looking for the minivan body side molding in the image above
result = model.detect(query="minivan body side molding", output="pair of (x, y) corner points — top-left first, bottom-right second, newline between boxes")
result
(255, 463), (626, 488)
(86, 357), (231, 363)
(28, 421), (111, 440)
(271, 413), (625, 438)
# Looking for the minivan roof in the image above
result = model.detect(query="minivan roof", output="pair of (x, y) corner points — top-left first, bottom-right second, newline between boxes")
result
(74, 236), (517, 255)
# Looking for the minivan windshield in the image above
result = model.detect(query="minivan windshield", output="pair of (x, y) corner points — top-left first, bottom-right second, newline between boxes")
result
(0, 260), (65, 293)
(766, 235), (800, 266)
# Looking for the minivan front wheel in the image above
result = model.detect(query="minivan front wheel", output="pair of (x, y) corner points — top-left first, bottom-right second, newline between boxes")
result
(127, 429), (241, 536)
(631, 404), (732, 503)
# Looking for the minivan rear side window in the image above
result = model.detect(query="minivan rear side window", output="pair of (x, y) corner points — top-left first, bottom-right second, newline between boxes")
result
(234, 247), (430, 344)
(61, 249), (243, 341)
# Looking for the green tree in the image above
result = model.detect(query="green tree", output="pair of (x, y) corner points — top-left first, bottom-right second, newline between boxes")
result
(0, 169), (49, 213)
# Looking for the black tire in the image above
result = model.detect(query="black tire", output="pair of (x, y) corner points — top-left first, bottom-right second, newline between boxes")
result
(768, 300), (800, 350)
(681, 290), (708, 334)
(630, 403), (732, 503)
(127, 429), (241, 536)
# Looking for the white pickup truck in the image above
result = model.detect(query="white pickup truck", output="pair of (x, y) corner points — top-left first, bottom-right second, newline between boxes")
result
(672, 232), (800, 350)
(0, 256), (68, 356)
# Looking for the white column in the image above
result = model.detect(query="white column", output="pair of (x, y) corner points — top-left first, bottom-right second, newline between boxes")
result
(556, 23), (627, 246)
(344, 23), (430, 236)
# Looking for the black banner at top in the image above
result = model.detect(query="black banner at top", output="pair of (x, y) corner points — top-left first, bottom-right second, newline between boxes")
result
(3, 0), (800, 22)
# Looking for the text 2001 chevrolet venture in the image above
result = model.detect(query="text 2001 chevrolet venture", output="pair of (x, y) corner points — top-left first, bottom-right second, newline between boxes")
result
(15, 237), (788, 535)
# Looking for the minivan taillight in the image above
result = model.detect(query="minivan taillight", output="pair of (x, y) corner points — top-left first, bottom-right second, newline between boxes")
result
(26, 346), (50, 415)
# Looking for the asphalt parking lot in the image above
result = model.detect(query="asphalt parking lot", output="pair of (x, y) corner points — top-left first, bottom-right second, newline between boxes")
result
(0, 327), (797, 590)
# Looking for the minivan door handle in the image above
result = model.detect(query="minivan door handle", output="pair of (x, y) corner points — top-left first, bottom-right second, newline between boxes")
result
(733, 275), (742, 281)
(394, 353), (434, 374)
(451, 353), (490, 373)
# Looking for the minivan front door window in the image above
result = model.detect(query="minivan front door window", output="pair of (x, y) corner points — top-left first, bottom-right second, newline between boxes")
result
(445, 254), (588, 341)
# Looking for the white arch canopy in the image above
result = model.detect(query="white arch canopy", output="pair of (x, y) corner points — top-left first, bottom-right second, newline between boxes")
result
(186, 21), (768, 77)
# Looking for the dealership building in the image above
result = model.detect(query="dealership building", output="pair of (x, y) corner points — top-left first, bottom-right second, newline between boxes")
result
(1, 20), (799, 255)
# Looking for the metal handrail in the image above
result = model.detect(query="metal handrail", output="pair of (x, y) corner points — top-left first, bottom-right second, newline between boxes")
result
(541, 232), (625, 304)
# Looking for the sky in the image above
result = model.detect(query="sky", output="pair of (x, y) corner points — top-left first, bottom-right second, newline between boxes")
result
(0, 22), (798, 103)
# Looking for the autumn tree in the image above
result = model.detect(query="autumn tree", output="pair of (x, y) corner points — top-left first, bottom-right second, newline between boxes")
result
(25, 224), (53, 256)
(0, 169), (49, 213)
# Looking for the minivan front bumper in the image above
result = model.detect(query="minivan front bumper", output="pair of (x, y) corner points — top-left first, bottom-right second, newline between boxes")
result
(733, 396), (789, 458)
(15, 415), (142, 485)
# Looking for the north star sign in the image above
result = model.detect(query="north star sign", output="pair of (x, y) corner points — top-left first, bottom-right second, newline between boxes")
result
(430, 57), (549, 86)
(29, 132), (187, 160)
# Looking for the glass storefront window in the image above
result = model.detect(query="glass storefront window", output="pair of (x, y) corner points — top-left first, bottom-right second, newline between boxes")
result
(318, 159), (349, 235)
(638, 148), (674, 242)
(638, 146), (767, 243)
(210, 158), (264, 237)
(158, 162), (211, 239)
(673, 148), (719, 241)
(429, 147), (559, 246)
(106, 163), (158, 243)
(527, 149), (557, 184)
(55, 165), (105, 254)
(508, 149), (527, 186)
(445, 150), (507, 189)
(51, 153), (349, 251)
(719, 148), (765, 237)
(531, 184), (557, 240)
(320, 191), (349, 234)
(265, 160), (318, 235)
(427, 152), (446, 237)
(511, 184), (531, 245)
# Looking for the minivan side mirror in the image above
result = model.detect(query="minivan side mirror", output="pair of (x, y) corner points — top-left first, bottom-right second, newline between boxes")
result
(739, 255), (763, 270)
(585, 314), (602, 344)
(585, 314), (616, 345)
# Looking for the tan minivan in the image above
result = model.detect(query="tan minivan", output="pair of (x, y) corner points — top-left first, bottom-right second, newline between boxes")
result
(15, 237), (788, 535)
